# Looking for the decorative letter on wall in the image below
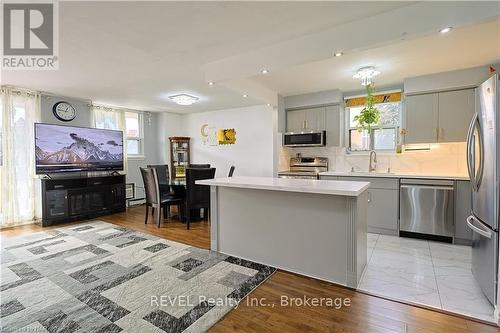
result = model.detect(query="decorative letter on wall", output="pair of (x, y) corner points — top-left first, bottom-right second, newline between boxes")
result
(201, 124), (218, 146)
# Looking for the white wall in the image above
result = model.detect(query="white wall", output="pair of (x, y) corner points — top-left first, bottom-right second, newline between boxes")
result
(182, 105), (274, 178)
(41, 94), (92, 127)
(157, 112), (186, 167)
(127, 112), (160, 199)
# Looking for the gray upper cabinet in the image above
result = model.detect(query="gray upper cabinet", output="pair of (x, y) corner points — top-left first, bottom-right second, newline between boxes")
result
(286, 106), (326, 132)
(286, 109), (307, 132)
(404, 89), (474, 144)
(285, 105), (341, 146)
(405, 93), (439, 144)
(303, 107), (325, 131)
(438, 89), (475, 142)
(325, 105), (341, 147)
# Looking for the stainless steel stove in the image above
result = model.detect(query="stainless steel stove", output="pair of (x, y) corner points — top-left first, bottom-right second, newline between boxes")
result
(278, 156), (328, 179)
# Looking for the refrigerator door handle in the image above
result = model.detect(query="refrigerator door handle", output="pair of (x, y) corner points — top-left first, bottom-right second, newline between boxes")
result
(466, 113), (477, 190)
(475, 115), (485, 189)
(467, 215), (492, 239)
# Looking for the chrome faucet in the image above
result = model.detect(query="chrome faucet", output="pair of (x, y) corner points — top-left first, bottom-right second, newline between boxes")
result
(369, 150), (377, 172)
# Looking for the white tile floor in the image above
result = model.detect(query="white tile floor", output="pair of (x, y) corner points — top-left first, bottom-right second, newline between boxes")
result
(358, 233), (496, 323)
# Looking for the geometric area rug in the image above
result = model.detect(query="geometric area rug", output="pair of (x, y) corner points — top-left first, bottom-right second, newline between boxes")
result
(0, 221), (276, 332)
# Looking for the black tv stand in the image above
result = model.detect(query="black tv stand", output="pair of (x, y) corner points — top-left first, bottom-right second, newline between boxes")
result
(40, 174), (126, 227)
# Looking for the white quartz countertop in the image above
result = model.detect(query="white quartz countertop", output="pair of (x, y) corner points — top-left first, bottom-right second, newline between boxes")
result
(319, 171), (469, 181)
(196, 176), (370, 197)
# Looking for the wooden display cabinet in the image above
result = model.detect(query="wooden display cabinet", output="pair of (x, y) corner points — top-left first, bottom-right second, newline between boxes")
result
(169, 137), (190, 180)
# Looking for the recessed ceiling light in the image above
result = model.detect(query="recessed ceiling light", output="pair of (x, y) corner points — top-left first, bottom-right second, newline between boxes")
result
(169, 94), (199, 105)
(333, 51), (343, 57)
(242, 94), (248, 98)
(439, 27), (452, 33)
(207, 81), (215, 86)
(266, 103), (271, 107)
(261, 69), (269, 74)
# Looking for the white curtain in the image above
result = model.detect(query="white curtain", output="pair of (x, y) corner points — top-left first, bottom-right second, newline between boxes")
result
(91, 105), (128, 174)
(0, 87), (42, 227)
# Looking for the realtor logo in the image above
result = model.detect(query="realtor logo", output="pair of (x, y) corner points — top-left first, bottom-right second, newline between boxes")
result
(2, 1), (59, 69)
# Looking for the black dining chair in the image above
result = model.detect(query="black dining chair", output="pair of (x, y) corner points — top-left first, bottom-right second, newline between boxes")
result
(147, 164), (169, 185)
(189, 164), (211, 169)
(140, 167), (184, 228)
(228, 166), (235, 177)
(185, 167), (216, 229)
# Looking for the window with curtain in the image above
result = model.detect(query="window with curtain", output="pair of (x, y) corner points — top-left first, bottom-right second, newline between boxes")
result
(0, 87), (41, 226)
(125, 112), (144, 156)
(345, 92), (402, 152)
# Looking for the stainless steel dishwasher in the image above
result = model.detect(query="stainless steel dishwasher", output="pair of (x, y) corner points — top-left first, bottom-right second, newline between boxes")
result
(399, 179), (455, 239)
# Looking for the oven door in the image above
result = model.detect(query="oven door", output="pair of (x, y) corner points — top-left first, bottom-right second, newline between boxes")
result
(283, 131), (326, 147)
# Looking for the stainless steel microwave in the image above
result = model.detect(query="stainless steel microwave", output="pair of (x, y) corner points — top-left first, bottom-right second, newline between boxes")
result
(283, 131), (326, 147)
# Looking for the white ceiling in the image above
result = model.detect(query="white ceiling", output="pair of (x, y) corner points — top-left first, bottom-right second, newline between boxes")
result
(253, 19), (500, 95)
(2, 1), (499, 113)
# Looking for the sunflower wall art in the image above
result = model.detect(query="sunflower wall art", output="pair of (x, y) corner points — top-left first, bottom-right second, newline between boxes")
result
(217, 128), (236, 145)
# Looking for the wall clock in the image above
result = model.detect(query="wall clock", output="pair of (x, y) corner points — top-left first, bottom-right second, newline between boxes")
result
(53, 101), (76, 122)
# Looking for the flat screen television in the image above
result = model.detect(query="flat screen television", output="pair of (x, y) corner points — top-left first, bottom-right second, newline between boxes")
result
(35, 123), (124, 174)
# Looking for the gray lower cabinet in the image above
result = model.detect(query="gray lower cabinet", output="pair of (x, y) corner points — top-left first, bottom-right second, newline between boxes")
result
(321, 175), (472, 241)
(454, 180), (472, 245)
(323, 175), (399, 235)
(366, 188), (399, 235)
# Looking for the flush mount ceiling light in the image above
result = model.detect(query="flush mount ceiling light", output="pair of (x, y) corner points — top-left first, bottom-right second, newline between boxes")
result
(261, 69), (270, 74)
(439, 26), (453, 33)
(169, 94), (199, 105)
(333, 51), (343, 57)
(242, 94), (248, 98)
(353, 66), (380, 86)
(207, 81), (215, 86)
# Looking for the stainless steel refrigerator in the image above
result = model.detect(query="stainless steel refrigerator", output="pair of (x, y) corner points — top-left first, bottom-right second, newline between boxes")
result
(466, 73), (499, 305)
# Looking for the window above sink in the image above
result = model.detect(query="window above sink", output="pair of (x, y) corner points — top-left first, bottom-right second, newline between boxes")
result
(345, 91), (402, 153)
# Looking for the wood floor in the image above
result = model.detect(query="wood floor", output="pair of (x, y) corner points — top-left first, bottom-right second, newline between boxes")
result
(1, 206), (498, 333)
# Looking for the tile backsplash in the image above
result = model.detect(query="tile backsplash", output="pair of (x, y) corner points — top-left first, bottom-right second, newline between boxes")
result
(280, 142), (468, 176)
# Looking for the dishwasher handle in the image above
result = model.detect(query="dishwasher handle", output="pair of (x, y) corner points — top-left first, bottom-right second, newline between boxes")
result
(400, 184), (454, 191)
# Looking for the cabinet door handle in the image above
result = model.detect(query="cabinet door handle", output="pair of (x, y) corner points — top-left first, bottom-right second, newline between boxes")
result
(367, 192), (372, 203)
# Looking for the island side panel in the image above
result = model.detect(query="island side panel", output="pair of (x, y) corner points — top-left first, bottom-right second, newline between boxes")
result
(345, 192), (368, 288)
(210, 185), (219, 252)
(214, 186), (351, 285)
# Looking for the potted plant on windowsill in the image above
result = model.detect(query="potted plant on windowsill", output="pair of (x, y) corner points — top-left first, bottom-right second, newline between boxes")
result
(354, 83), (381, 133)
(353, 83), (381, 150)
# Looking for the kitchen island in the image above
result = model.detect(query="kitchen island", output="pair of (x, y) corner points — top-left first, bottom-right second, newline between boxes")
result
(196, 176), (370, 288)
